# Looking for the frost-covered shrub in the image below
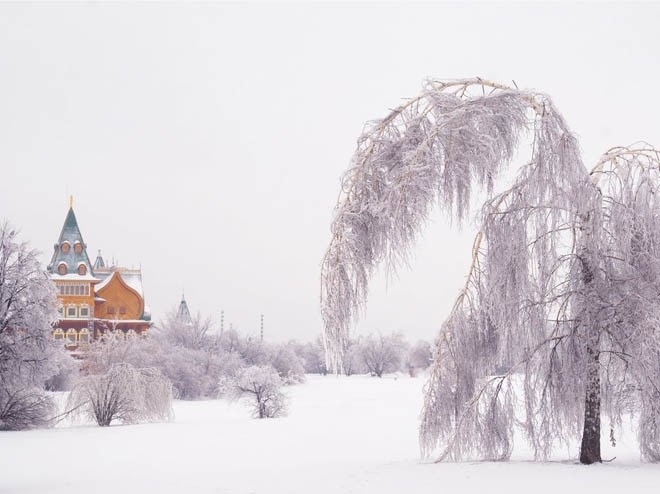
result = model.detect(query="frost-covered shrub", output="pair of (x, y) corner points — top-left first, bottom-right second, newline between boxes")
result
(67, 363), (173, 426)
(223, 365), (287, 419)
(343, 339), (367, 376)
(359, 333), (407, 377)
(0, 387), (56, 431)
(406, 340), (433, 375)
(152, 313), (235, 399)
(271, 342), (305, 384)
(83, 335), (159, 375)
(294, 339), (327, 375)
(44, 352), (80, 391)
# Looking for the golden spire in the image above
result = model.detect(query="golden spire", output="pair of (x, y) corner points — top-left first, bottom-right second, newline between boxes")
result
(69, 195), (73, 208)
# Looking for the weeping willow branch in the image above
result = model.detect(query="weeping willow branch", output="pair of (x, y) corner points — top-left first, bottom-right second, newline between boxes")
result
(321, 76), (660, 463)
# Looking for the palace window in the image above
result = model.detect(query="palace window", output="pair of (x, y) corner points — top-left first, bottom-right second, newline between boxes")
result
(52, 328), (64, 340)
(73, 242), (83, 254)
(119, 306), (127, 315)
(66, 329), (77, 343)
(60, 242), (70, 254)
(107, 306), (116, 315)
(79, 328), (90, 344)
(78, 264), (87, 276)
(80, 306), (90, 318)
(58, 283), (90, 296)
(66, 306), (77, 318)
(58, 263), (68, 275)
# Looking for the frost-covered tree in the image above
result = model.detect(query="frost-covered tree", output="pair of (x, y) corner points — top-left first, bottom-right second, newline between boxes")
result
(406, 339), (433, 375)
(222, 365), (287, 419)
(270, 342), (306, 384)
(67, 363), (173, 426)
(320, 77), (660, 463)
(152, 312), (230, 399)
(294, 339), (328, 375)
(0, 222), (65, 430)
(83, 332), (158, 374)
(359, 332), (407, 377)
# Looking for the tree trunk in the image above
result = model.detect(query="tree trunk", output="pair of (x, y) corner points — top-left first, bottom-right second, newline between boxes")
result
(579, 345), (601, 464)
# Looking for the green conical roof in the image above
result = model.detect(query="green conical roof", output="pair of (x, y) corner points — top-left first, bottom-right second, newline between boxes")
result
(48, 207), (94, 278)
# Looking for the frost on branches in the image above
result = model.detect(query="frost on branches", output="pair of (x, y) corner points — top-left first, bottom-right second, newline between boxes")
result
(67, 363), (173, 426)
(320, 77), (660, 463)
(221, 365), (287, 419)
(0, 222), (68, 430)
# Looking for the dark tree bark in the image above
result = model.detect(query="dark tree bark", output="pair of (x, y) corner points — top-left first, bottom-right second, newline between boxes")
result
(578, 250), (602, 465)
(579, 342), (602, 464)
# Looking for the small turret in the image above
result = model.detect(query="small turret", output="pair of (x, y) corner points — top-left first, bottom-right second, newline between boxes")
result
(176, 292), (192, 324)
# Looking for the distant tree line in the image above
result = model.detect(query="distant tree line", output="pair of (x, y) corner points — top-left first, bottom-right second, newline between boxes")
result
(0, 221), (433, 428)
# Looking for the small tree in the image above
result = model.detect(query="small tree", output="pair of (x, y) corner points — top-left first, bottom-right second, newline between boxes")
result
(67, 363), (173, 426)
(359, 332), (407, 377)
(406, 340), (433, 375)
(223, 365), (287, 419)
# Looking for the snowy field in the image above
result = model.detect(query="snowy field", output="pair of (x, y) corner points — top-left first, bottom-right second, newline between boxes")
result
(1, 375), (658, 493)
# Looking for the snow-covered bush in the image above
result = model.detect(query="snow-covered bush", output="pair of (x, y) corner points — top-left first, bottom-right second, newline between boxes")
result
(0, 222), (65, 430)
(359, 333), (407, 377)
(152, 312), (233, 399)
(0, 387), (56, 431)
(67, 363), (173, 426)
(83, 334), (159, 375)
(342, 339), (367, 376)
(271, 342), (305, 384)
(44, 351), (80, 391)
(406, 340), (433, 375)
(222, 365), (287, 419)
(294, 339), (327, 375)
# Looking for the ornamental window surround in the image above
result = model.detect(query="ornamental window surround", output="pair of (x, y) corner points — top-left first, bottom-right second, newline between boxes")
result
(79, 328), (90, 343)
(66, 328), (77, 343)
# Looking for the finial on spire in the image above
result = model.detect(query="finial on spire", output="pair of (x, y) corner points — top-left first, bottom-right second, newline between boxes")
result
(69, 195), (73, 208)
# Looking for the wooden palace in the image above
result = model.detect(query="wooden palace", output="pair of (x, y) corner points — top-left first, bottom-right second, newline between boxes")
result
(47, 201), (151, 348)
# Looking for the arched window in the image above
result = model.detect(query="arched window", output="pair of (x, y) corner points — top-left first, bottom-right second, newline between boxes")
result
(78, 264), (87, 276)
(79, 328), (90, 344)
(60, 242), (71, 254)
(73, 242), (83, 254)
(58, 262), (68, 275)
(52, 328), (64, 340)
(66, 329), (77, 344)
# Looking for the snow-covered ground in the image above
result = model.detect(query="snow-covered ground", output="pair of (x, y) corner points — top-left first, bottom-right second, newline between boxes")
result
(1, 375), (658, 493)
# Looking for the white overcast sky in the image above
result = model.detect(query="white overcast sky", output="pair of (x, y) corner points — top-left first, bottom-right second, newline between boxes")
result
(1, 2), (659, 343)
